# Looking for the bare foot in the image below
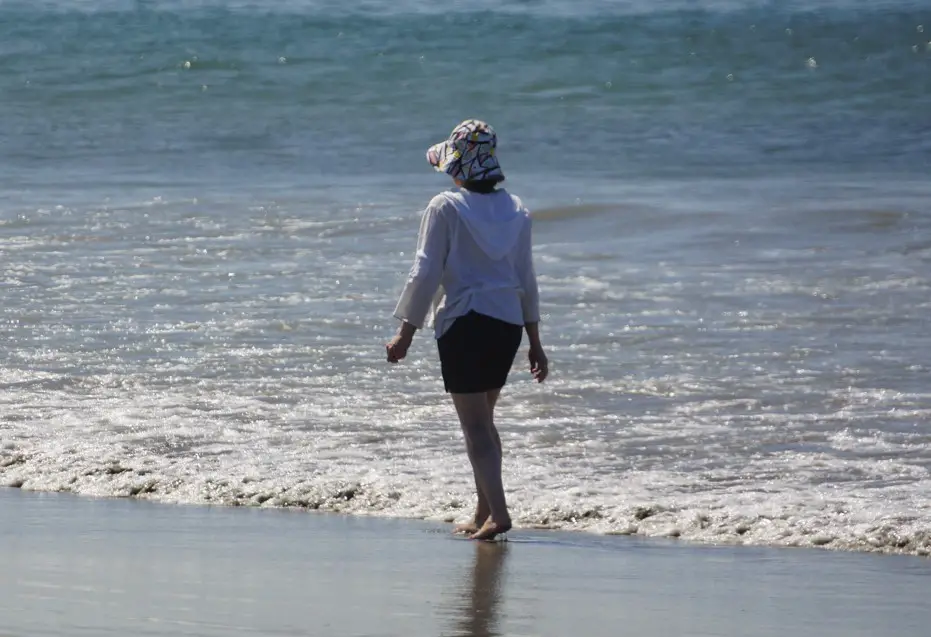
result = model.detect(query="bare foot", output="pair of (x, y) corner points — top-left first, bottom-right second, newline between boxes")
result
(453, 508), (490, 535)
(453, 522), (480, 535)
(469, 518), (512, 541)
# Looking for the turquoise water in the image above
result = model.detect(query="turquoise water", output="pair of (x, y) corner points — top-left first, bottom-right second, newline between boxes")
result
(3, 0), (930, 187)
(1, 0), (930, 554)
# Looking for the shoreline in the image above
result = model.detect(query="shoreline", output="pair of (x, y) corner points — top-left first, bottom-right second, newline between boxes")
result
(2, 483), (929, 560)
(2, 487), (929, 637)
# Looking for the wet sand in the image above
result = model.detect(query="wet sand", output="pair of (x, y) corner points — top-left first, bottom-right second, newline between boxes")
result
(1, 488), (929, 636)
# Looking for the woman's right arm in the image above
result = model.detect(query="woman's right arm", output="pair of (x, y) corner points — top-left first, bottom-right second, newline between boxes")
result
(524, 321), (543, 351)
(517, 218), (548, 382)
(517, 218), (540, 327)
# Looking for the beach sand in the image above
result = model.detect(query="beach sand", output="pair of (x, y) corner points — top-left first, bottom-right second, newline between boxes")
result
(0, 488), (928, 637)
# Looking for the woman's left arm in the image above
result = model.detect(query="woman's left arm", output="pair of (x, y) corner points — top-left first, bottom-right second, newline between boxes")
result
(387, 200), (450, 362)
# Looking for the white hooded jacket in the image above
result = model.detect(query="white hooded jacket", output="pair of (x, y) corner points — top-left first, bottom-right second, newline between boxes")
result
(393, 188), (540, 338)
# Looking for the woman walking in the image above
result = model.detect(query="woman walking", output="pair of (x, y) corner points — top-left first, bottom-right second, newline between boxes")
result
(386, 120), (548, 541)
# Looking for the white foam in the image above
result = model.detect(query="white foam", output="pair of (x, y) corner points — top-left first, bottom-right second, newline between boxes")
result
(2, 366), (930, 556)
(4, 185), (931, 557)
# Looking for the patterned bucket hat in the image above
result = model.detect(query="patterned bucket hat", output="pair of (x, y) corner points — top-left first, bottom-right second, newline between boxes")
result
(426, 119), (505, 183)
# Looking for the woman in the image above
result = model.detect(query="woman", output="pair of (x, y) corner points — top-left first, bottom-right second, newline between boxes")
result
(386, 119), (548, 541)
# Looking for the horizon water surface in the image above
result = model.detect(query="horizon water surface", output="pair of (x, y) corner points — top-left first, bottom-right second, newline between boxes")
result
(2, 0), (931, 556)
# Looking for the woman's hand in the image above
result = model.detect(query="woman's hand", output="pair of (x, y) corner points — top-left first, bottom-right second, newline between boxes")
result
(386, 322), (417, 363)
(529, 344), (548, 383)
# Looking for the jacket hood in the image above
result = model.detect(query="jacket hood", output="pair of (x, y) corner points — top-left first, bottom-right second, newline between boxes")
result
(442, 189), (527, 261)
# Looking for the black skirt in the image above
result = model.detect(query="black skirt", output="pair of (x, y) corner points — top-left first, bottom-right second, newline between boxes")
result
(437, 311), (523, 394)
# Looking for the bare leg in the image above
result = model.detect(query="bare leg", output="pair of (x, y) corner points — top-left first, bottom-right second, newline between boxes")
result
(455, 389), (503, 535)
(451, 392), (512, 541)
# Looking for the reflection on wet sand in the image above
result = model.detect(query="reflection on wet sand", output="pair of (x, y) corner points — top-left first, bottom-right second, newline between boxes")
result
(446, 541), (509, 637)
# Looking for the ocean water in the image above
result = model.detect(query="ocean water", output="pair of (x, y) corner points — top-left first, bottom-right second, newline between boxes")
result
(2, 0), (930, 555)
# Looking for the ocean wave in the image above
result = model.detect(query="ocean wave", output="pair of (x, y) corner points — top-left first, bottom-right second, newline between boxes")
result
(3, 428), (930, 557)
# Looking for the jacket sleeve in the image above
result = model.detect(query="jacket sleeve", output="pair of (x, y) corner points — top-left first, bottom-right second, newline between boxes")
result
(393, 200), (450, 329)
(517, 217), (541, 324)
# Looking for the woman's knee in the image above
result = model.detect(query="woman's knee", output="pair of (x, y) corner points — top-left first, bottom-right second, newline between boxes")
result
(462, 420), (497, 456)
